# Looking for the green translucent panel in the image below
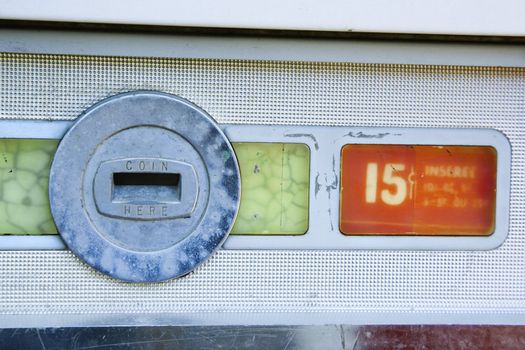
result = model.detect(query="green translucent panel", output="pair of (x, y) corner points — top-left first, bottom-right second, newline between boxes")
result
(0, 140), (310, 236)
(231, 143), (310, 235)
(0, 139), (58, 235)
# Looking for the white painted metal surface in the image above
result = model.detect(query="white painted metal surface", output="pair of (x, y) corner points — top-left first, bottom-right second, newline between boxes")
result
(0, 0), (524, 37)
(1, 32), (525, 326)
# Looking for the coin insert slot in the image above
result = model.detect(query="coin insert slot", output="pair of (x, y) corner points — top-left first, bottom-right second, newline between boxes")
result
(112, 173), (181, 203)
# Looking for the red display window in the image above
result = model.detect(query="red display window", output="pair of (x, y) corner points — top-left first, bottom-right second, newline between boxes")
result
(340, 145), (497, 236)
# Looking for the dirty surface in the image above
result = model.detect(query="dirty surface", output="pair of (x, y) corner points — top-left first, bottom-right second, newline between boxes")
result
(1, 325), (525, 349)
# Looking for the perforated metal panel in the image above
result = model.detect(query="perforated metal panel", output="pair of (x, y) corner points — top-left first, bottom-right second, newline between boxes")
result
(0, 49), (524, 326)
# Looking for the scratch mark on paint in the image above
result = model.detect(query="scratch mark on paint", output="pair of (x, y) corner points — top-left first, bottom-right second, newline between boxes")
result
(327, 206), (334, 231)
(346, 131), (404, 139)
(339, 325), (346, 350)
(347, 131), (393, 139)
(285, 133), (319, 150)
(283, 331), (296, 350)
(352, 330), (361, 350)
(314, 173), (322, 197)
(36, 329), (46, 350)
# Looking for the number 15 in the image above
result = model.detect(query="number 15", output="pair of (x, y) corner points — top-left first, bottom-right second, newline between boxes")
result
(366, 163), (407, 206)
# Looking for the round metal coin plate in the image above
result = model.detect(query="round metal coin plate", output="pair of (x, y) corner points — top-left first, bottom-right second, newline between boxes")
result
(49, 92), (240, 282)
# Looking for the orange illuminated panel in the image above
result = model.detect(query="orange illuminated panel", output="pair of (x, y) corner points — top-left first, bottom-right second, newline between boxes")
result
(340, 145), (497, 236)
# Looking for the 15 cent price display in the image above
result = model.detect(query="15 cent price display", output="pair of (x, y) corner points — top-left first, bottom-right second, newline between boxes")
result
(340, 145), (497, 236)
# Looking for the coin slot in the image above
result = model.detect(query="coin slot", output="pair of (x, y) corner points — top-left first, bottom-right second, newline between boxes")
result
(112, 172), (181, 203)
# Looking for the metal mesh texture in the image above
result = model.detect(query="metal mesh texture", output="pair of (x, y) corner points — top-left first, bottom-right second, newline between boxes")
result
(0, 53), (524, 318)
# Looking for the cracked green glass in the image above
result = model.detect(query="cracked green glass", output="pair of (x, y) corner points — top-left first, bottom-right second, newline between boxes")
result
(231, 143), (310, 235)
(0, 139), (58, 235)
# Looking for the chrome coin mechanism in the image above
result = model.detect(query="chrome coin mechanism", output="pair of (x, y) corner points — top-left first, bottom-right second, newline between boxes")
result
(49, 92), (241, 282)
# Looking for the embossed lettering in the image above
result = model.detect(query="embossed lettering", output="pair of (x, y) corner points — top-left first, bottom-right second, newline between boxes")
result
(119, 204), (176, 218)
